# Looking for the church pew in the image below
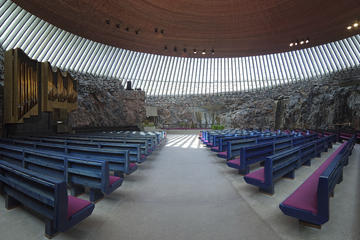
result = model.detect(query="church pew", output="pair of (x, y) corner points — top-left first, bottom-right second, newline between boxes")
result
(279, 139), (355, 227)
(42, 135), (153, 155)
(20, 136), (145, 163)
(226, 135), (324, 174)
(0, 160), (95, 238)
(244, 139), (327, 194)
(38, 135), (151, 156)
(226, 138), (294, 174)
(0, 139), (136, 175)
(0, 144), (123, 202)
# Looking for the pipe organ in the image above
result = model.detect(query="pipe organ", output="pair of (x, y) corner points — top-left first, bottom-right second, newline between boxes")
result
(4, 48), (78, 124)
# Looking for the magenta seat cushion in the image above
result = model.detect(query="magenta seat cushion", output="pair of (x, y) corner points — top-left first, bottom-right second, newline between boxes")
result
(218, 151), (227, 157)
(245, 168), (265, 183)
(141, 154), (146, 159)
(228, 158), (241, 166)
(130, 163), (137, 169)
(282, 142), (347, 215)
(109, 175), (122, 186)
(211, 146), (219, 151)
(67, 196), (92, 219)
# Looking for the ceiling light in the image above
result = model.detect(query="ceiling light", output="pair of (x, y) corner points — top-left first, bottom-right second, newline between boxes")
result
(289, 43), (294, 47)
(354, 22), (359, 27)
(193, 49), (197, 54)
(294, 42), (298, 46)
(202, 50), (206, 55)
(347, 26), (352, 30)
(300, 40), (305, 45)
(305, 38), (310, 44)
(211, 49), (215, 54)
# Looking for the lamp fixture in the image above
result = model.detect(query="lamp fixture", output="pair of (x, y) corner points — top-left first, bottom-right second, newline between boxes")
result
(202, 49), (206, 55)
(193, 49), (197, 54)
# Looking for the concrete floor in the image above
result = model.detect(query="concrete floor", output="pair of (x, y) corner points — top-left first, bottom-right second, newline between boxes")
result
(0, 133), (359, 240)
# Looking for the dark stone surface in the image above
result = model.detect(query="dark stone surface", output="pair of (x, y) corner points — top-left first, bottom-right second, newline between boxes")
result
(68, 71), (146, 129)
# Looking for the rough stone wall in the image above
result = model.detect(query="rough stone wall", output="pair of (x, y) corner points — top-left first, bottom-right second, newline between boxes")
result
(147, 68), (360, 130)
(68, 72), (146, 129)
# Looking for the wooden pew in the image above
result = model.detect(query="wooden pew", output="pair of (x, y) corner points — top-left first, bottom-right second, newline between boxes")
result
(0, 160), (95, 238)
(20, 136), (145, 163)
(279, 138), (355, 227)
(243, 138), (329, 194)
(0, 139), (136, 176)
(0, 144), (123, 202)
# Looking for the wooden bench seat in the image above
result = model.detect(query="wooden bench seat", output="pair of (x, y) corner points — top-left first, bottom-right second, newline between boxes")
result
(22, 136), (145, 163)
(279, 138), (355, 227)
(0, 139), (136, 176)
(244, 138), (328, 194)
(0, 143), (124, 202)
(0, 161), (95, 238)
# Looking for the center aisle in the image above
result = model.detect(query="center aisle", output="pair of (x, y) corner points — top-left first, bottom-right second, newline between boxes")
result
(63, 134), (281, 240)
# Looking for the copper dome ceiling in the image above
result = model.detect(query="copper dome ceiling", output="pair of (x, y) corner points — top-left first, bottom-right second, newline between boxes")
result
(11, 0), (360, 57)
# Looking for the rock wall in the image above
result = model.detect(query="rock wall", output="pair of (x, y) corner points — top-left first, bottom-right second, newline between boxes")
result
(147, 68), (360, 130)
(68, 72), (146, 129)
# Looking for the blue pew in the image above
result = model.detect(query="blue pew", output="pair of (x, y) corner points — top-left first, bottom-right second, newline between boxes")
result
(0, 144), (123, 202)
(279, 139), (355, 227)
(39, 135), (152, 155)
(244, 138), (328, 194)
(0, 139), (136, 176)
(21, 136), (145, 163)
(0, 160), (95, 238)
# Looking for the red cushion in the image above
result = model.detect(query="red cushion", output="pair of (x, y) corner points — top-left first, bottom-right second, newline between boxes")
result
(228, 158), (240, 166)
(109, 175), (121, 186)
(67, 196), (92, 219)
(130, 163), (137, 169)
(282, 142), (347, 215)
(245, 168), (265, 183)
(211, 146), (219, 151)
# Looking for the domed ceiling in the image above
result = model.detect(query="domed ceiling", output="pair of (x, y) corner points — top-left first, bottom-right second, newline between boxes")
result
(11, 0), (360, 57)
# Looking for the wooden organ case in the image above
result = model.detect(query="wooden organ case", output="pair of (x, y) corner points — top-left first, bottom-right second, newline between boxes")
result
(4, 49), (78, 134)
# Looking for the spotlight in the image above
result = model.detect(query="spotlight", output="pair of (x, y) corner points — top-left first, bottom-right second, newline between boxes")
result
(202, 49), (206, 55)
(105, 19), (110, 24)
(164, 45), (167, 50)
(174, 46), (177, 52)
(211, 49), (215, 54)
(347, 26), (352, 30)
(183, 48), (187, 53)
(354, 22), (359, 27)
(193, 49), (197, 54)
(289, 43), (294, 47)
(305, 38), (310, 44)
(300, 40), (304, 45)
(294, 42), (298, 46)
(154, 28), (158, 33)
(125, 27), (129, 32)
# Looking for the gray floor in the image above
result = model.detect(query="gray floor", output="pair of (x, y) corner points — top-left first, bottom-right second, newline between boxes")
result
(0, 133), (359, 240)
